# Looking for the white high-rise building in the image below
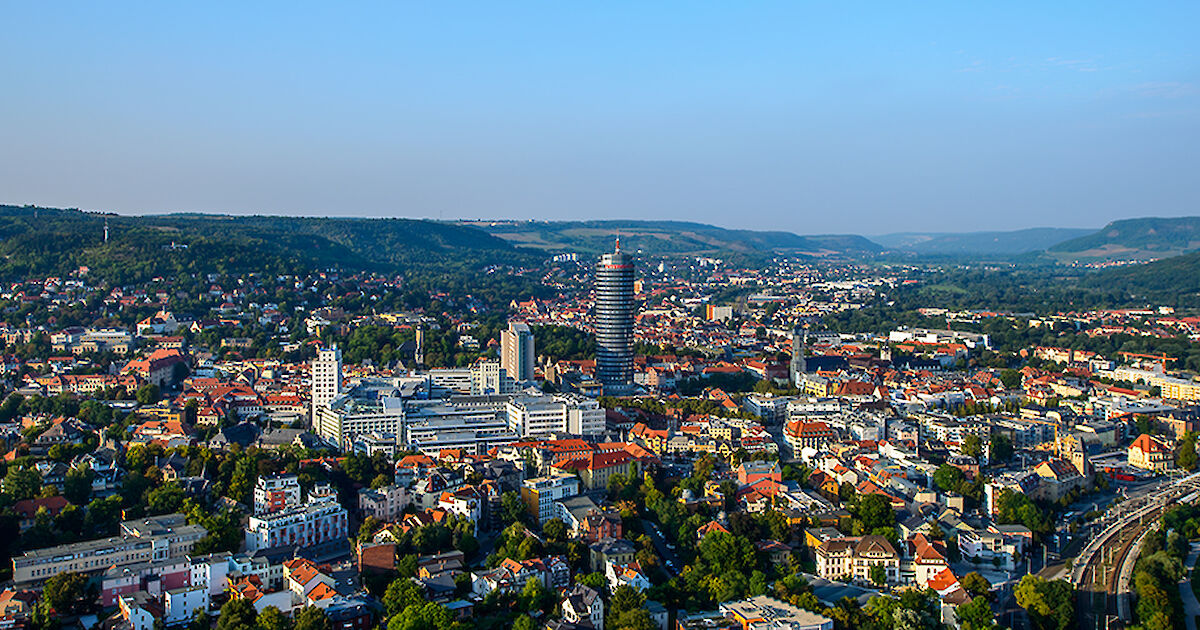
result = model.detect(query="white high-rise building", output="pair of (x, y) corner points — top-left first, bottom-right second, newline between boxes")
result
(501, 322), (535, 383)
(311, 345), (343, 422)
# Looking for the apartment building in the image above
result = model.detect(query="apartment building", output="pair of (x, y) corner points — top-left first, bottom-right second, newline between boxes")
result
(13, 513), (204, 585)
(358, 484), (410, 522)
(521, 473), (581, 525)
(500, 322), (536, 383)
(814, 535), (900, 585)
(254, 474), (302, 515)
(245, 486), (349, 552)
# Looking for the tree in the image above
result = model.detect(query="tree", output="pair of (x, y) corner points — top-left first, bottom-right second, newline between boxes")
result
(293, 607), (331, 630)
(869, 564), (887, 586)
(4, 466), (41, 501)
(579, 572), (607, 590)
(455, 530), (478, 558)
(512, 616), (537, 630)
(991, 432), (1014, 463)
(500, 491), (526, 525)
(610, 584), (646, 617)
(257, 606), (293, 630)
(854, 494), (895, 532)
(383, 578), (424, 617)
(543, 517), (567, 542)
(1178, 433), (1198, 471)
(387, 602), (452, 630)
(189, 609), (212, 630)
(961, 572), (991, 599)
(518, 577), (552, 614)
(957, 596), (995, 630)
(962, 434), (982, 458)
(609, 608), (657, 630)
(43, 571), (88, 614)
(217, 599), (258, 630)
(1014, 575), (1074, 630)
(698, 531), (756, 575)
(932, 464), (966, 494)
(147, 482), (186, 514)
(63, 465), (94, 504)
(135, 383), (161, 405)
(359, 516), (381, 542)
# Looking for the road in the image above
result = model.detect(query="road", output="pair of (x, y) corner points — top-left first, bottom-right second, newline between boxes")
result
(640, 518), (681, 576)
(1181, 543), (1200, 630)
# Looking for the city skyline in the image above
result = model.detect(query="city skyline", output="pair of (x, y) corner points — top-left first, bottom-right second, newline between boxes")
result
(2, 3), (1197, 234)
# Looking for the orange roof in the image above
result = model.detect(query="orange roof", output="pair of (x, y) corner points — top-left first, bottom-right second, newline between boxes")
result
(306, 582), (337, 602)
(1131, 433), (1172, 454)
(927, 567), (959, 592)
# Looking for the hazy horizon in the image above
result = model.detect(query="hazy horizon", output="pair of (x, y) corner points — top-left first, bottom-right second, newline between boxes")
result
(2, 3), (1197, 234)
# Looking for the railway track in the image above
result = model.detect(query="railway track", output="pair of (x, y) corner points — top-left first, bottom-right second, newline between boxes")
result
(1074, 484), (1200, 629)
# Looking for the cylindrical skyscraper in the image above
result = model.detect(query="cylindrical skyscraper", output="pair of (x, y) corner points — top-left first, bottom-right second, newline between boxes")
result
(595, 240), (635, 394)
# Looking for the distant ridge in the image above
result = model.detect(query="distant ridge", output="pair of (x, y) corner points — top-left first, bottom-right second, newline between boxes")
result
(873, 227), (1094, 255)
(467, 219), (881, 257)
(0, 204), (535, 285)
(1049, 217), (1200, 259)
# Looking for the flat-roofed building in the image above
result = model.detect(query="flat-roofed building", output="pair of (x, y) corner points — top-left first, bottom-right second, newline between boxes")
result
(720, 595), (833, 630)
(13, 513), (204, 585)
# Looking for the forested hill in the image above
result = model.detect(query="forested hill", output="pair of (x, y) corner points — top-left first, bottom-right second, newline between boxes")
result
(1082, 251), (1200, 301)
(0, 205), (541, 285)
(467, 219), (882, 257)
(1049, 217), (1200, 259)
(873, 227), (1094, 255)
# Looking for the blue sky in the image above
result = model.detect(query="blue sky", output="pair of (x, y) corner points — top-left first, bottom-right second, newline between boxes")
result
(1, 2), (1197, 234)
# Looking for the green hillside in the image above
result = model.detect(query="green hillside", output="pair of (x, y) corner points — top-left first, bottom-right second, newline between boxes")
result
(873, 227), (1093, 255)
(0, 205), (539, 286)
(468, 219), (881, 257)
(1082, 252), (1200, 304)
(1049, 217), (1200, 259)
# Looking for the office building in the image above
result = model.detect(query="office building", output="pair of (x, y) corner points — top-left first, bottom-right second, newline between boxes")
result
(501, 322), (536, 383)
(505, 394), (605, 437)
(427, 361), (517, 397)
(595, 241), (635, 394)
(403, 396), (521, 456)
(313, 378), (406, 449)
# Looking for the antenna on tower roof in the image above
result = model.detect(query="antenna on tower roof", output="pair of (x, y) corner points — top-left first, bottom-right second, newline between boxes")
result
(615, 235), (621, 252)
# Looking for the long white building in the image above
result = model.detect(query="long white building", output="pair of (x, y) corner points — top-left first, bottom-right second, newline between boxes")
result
(506, 394), (605, 438)
(403, 396), (520, 456)
(313, 380), (406, 449)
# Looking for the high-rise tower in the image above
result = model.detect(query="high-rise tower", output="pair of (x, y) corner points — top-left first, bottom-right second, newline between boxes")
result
(595, 240), (635, 394)
(501, 321), (535, 382)
(790, 326), (807, 387)
(311, 345), (343, 422)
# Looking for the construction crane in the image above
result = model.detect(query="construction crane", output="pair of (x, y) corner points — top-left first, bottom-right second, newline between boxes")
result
(1118, 352), (1177, 372)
